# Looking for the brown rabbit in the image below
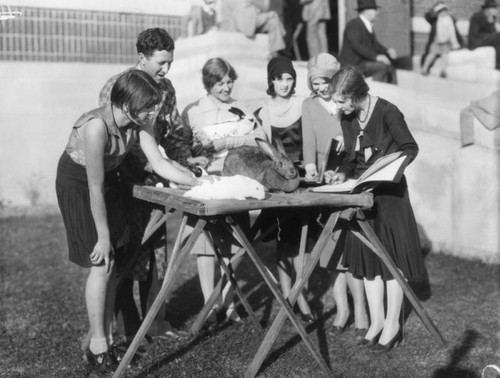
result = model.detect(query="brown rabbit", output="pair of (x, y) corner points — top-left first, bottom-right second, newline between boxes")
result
(222, 138), (300, 192)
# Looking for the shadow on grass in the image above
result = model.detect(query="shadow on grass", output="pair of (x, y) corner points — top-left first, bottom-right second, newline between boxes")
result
(256, 306), (337, 375)
(431, 329), (481, 378)
(134, 329), (223, 377)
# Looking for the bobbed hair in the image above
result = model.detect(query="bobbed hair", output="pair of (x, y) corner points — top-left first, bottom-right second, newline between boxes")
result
(136, 28), (175, 57)
(329, 66), (370, 105)
(110, 70), (163, 120)
(266, 73), (296, 97)
(202, 57), (238, 92)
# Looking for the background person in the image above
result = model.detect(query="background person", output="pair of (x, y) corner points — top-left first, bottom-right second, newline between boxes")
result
(180, 0), (218, 39)
(339, 0), (398, 84)
(327, 66), (426, 352)
(220, 0), (286, 58)
(300, 0), (331, 58)
(181, 57), (267, 325)
(56, 71), (206, 373)
(468, 0), (500, 70)
(420, 1), (463, 78)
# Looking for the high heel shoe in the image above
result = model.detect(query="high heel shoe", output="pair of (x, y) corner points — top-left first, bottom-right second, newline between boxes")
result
(329, 322), (348, 335)
(371, 330), (403, 353)
(300, 312), (316, 324)
(359, 329), (382, 347)
(353, 328), (368, 344)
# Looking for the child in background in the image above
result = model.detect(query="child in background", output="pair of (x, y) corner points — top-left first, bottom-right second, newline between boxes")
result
(421, 1), (463, 78)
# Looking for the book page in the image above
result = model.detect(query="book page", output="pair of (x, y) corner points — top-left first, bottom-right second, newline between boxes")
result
(358, 155), (407, 184)
(356, 151), (403, 183)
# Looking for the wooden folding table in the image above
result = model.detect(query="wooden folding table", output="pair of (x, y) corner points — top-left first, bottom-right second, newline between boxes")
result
(112, 186), (445, 378)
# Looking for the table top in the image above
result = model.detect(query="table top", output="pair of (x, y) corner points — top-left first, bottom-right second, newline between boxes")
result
(133, 186), (373, 216)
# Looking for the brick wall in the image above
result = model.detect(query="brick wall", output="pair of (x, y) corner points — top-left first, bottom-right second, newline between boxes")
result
(0, 7), (182, 63)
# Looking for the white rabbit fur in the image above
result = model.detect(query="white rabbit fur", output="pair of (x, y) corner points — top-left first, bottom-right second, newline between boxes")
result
(184, 174), (265, 200)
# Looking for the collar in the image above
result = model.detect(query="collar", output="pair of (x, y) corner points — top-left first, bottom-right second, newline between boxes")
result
(359, 15), (373, 33)
(266, 96), (303, 127)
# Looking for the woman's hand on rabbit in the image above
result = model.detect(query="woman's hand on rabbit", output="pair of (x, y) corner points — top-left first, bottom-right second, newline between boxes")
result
(325, 171), (346, 185)
(187, 156), (210, 168)
(196, 175), (221, 185)
(335, 136), (345, 152)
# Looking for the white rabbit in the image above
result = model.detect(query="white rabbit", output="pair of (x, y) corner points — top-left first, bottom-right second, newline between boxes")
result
(184, 174), (266, 200)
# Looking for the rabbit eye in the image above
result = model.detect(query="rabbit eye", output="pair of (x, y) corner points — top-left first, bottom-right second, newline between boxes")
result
(279, 162), (284, 167)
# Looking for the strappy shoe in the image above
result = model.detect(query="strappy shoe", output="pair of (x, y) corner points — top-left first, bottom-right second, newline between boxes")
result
(86, 350), (118, 373)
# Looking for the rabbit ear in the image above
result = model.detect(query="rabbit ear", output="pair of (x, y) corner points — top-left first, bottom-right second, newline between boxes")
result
(255, 138), (279, 159)
(273, 138), (286, 155)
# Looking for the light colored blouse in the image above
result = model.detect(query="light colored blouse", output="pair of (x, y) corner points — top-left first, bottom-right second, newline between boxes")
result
(182, 95), (267, 173)
(301, 95), (342, 171)
(65, 105), (137, 171)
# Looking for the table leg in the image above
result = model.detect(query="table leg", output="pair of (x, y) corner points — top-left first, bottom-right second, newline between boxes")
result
(190, 249), (247, 334)
(209, 227), (263, 331)
(190, 212), (289, 335)
(112, 215), (207, 378)
(354, 211), (446, 345)
(224, 213), (343, 378)
(296, 217), (309, 281)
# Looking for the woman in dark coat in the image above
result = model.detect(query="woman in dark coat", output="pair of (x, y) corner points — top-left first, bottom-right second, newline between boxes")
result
(326, 66), (426, 352)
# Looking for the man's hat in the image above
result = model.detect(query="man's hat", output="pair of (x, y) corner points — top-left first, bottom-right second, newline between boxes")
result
(433, 2), (448, 14)
(482, 0), (498, 8)
(356, 0), (380, 11)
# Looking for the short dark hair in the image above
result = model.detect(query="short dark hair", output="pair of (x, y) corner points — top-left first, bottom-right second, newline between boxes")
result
(111, 70), (163, 119)
(266, 73), (296, 97)
(136, 28), (175, 57)
(329, 66), (369, 105)
(201, 58), (238, 92)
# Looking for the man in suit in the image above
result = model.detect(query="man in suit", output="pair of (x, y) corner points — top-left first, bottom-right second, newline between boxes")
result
(339, 0), (398, 84)
(468, 0), (500, 70)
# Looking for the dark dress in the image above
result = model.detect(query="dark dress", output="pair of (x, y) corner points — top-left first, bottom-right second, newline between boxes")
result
(55, 106), (134, 268)
(339, 98), (426, 281)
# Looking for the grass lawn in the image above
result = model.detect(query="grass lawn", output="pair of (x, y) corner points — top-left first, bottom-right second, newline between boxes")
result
(0, 211), (499, 378)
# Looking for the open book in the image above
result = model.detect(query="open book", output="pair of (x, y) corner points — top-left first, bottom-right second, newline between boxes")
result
(312, 151), (409, 194)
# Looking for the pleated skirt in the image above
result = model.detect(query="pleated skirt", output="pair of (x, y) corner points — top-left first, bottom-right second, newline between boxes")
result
(341, 176), (426, 281)
(55, 151), (129, 268)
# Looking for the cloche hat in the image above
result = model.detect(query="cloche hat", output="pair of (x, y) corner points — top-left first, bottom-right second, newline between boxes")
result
(267, 56), (296, 82)
(306, 53), (340, 90)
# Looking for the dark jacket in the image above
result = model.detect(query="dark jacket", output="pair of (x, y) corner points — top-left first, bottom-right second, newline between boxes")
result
(468, 10), (497, 49)
(339, 17), (388, 67)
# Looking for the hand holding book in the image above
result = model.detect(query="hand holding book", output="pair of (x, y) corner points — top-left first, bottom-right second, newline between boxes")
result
(312, 151), (409, 194)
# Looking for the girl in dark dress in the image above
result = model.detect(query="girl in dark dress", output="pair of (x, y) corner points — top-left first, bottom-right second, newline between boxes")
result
(255, 56), (315, 322)
(56, 70), (209, 372)
(325, 66), (426, 352)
